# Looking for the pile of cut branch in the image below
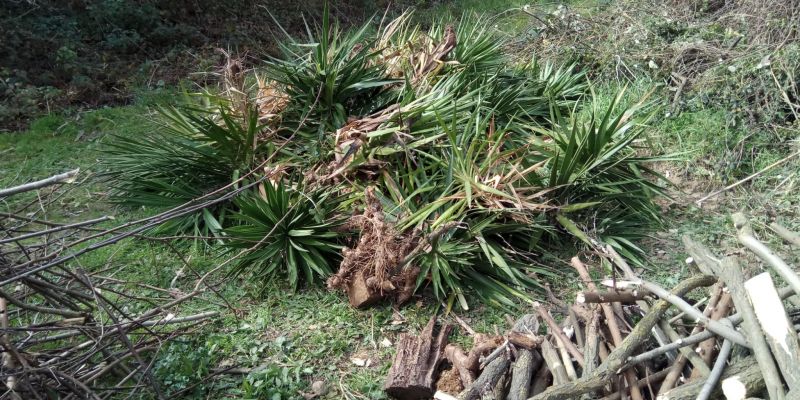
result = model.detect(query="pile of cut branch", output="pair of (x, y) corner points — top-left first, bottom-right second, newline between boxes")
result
(383, 212), (800, 400)
(0, 170), (231, 399)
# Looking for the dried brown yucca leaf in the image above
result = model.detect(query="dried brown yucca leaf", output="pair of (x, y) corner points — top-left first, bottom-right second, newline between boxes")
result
(255, 74), (288, 123)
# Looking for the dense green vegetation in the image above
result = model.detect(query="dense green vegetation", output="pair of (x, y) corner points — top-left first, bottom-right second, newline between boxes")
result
(2, 0), (798, 398)
(97, 7), (672, 309)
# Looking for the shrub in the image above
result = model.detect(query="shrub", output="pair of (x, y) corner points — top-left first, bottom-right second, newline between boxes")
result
(225, 182), (343, 290)
(102, 104), (265, 237)
(103, 8), (665, 307)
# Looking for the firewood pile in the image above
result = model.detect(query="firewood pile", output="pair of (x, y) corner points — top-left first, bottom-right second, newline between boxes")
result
(383, 212), (800, 400)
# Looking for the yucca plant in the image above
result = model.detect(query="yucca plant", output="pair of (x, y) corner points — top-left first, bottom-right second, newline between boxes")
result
(266, 3), (397, 136)
(99, 5), (667, 309)
(425, 14), (504, 78)
(103, 104), (267, 237)
(225, 181), (343, 290)
(535, 91), (665, 217)
(531, 90), (670, 259)
(372, 110), (556, 307)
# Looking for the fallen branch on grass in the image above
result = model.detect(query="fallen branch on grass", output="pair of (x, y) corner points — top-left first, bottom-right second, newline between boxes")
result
(0, 168), (79, 198)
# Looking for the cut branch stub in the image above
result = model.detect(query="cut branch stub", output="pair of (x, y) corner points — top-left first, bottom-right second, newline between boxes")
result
(744, 272), (800, 390)
(576, 289), (649, 304)
(385, 316), (452, 400)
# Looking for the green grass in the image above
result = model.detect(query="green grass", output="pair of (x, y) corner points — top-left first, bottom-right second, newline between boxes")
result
(4, 68), (793, 400)
(411, 0), (532, 34)
(0, 90), (168, 221)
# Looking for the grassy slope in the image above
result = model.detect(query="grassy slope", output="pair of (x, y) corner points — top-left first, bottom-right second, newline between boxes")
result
(2, 1), (799, 399)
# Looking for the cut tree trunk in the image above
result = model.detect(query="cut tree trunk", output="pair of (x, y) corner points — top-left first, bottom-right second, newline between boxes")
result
(385, 317), (452, 400)
(508, 314), (542, 400)
(508, 349), (542, 400)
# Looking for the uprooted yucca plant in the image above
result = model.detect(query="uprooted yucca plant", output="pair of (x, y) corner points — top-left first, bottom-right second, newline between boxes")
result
(328, 91), (665, 308)
(103, 104), (268, 237)
(103, 7), (666, 308)
(225, 181), (343, 291)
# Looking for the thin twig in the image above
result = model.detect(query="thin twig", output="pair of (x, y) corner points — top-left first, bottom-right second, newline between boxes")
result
(696, 149), (800, 205)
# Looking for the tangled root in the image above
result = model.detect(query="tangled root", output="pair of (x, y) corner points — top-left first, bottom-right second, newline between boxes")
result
(327, 187), (421, 307)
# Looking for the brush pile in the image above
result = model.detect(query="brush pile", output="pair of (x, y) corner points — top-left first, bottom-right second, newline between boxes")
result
(0, 170), (233, 399)
(384, 212), (800, 399)
(102, 7), (670, 309)
(516, 0), (799, 126)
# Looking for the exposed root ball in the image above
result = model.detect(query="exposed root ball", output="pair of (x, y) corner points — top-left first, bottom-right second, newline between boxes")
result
(327, 187), (420, 307)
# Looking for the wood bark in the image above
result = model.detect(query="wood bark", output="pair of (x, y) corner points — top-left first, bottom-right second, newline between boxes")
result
(508, 350), (542, 400)
(656, 357), (764, 400)
(770, 222), (800, 247)
(696, 327), (733, 400)
(508, 332), (543, 350)
(577, 289), (649, 304)
(459, 356), (511, 400)
(745, 272), (800, 390)
(584, 311), (602, 380)
(508, 315), (542, 400)
(657, 319), (710, 377)
(628, 281), (796, 368)
(553, 333), (577, 381)
(687, 239), (786, 400)
(384, 317), (452, 400)
(734, 212), (800, 296)
(535, 304), (584, 367)
(658, 354), (688, 396)
(568, 307), (585, 349)
(571, 257), (642, 400)
(717, 256), (785, 400)
(529, 364), (552, 396)
(689, 291), (732, 380)
(599, 368), (670, 400)
(445, 344), (476, 388)
(0, 168), (79, 198)
(540, 339), (569, 385)
(638, 280), (747, 346)
(490, 370), (509, 400)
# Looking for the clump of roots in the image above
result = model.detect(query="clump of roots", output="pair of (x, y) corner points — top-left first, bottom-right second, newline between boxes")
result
(327, 187), (421, 307)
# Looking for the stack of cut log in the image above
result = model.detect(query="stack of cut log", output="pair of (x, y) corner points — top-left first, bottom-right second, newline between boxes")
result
(383, 212), (800, 400)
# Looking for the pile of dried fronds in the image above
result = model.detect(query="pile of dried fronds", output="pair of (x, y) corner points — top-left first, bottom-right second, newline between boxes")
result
(102, 6), (669, 309)
(384, 212), (800, 400)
